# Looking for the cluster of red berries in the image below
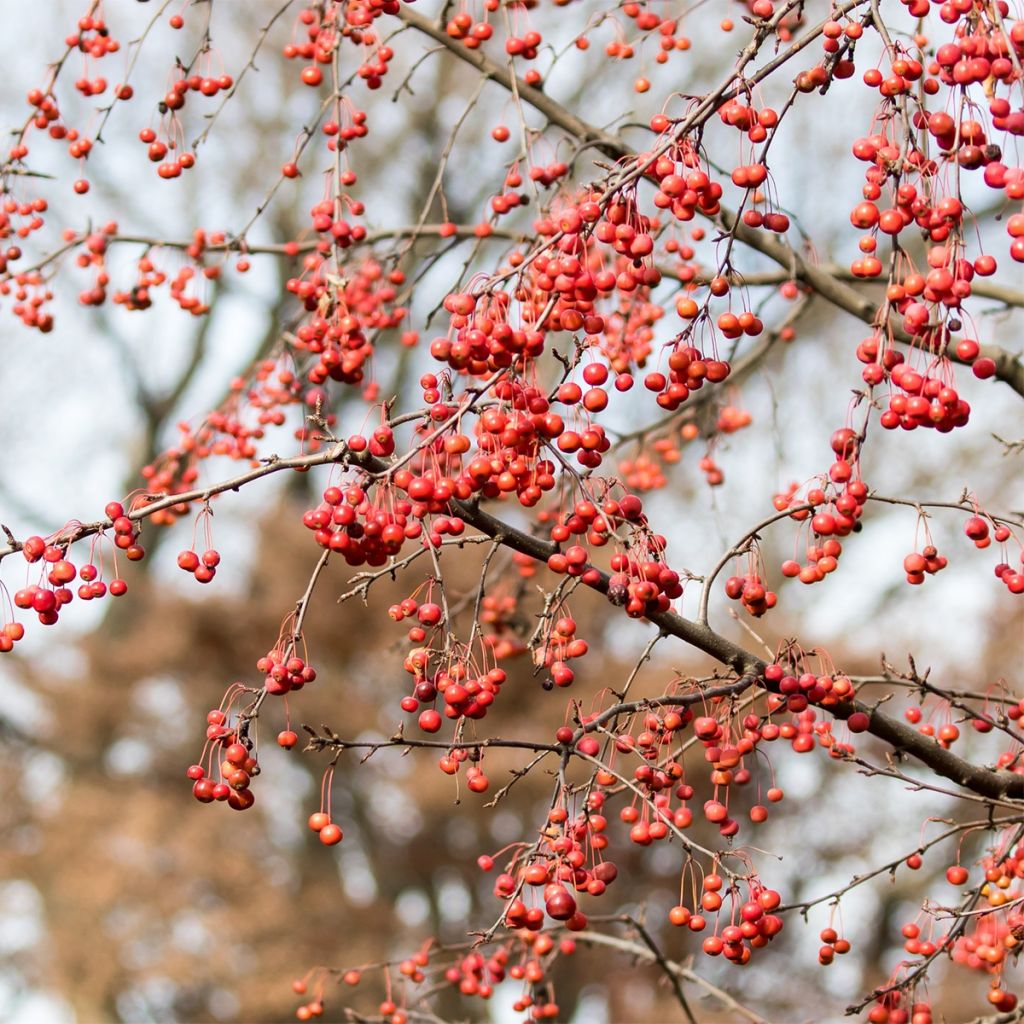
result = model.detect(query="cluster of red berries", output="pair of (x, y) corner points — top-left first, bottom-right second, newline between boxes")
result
(845, 4), (1024, 291)
(936, 41), (1021, 93)
(291, 986), (326, 1024)
(668, 880), (783, 950)
(133, 63), (233, 177)
(22, 91), (63, 146)
(582, 5), (698, 70)
(486, 803), (617, 934)
(307, 810), (343, 845)
(695, 453), (723, 487)
(724, 570), (777, 617)
(287, 258), (406, 390)
(777, 470), (868, 529)
(136, 126), (194, 181)
(993, 559), (1024, 595)
(176, 547), (221, 583)
(109, 253), (163, 311)
(7, 14), (111, 190)
(513, 223), (660, 364)
(859, 338), (974, 435)
(504, 28), (543, 61)
(258, 648), (317, 697)
(286, 1), (397, 88)
(900, 919), (941, 958)
(543, 494), (623, 550)
(354, 44), (394, 89)
(160, 67), (234, 107)
(716, 404), (752, 433)
(487, 934), (571, 1019)
(189, 712), (258, 811)
(598, 274), (663, 370)
(889, 836), (1023, 1016)
(445, 8), (497, 48)
(581, 702), (768, 839)
(431, 290), (544, 372)
(166, 264), (211, 314)
(320, 103), (371, 156)
(534, 615), (587, 689)
(399, 646), (507, 732)
(946, 856), (1022, 1013)
(817, 925), (853, 965)
(904, 699), (1013, 748)
(0, 619), (24, 654)
(964, 515), (1024, 594)
(770, 468), (867, 595)
(603, 547), (683, 620)
(880, 354), (975, 431)
(966, 514), (998, 548)
(524, 159), (570, 189)
(780, 536), (845, 586)
(0, 194), (46, 276)
(4, 270), (54, 331)
(432, 746), (485, 790)
(588, 194), (659, 270)
(648, 343), (733, 412)
(764, 662), (857, 715)
(401, 400), (559, 516)
(307, 194), (366, 248)
(302, 478), (427, 566)
(694, 881), (785, 965)
(643, 128), (723, 224)
(624, 707), (776, 838)
(444, 948), (504, 999)
(66, 12), (120, 63)
(235, 358), (307, 430)
(68, 227), (116, 306)
(866, 994), (936, 1024)
(15, 542), (77, 624)
(850, 179), (967, 244)
(902, 545), (947, 585)
(13, 501), (139, 626)
(291, 930), (573, 1023)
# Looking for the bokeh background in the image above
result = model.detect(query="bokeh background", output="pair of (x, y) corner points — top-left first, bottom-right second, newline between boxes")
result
(0, 2), (1021, 1021)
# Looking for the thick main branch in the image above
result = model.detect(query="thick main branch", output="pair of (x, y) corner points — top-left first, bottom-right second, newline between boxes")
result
(438, 480), (1024, 802)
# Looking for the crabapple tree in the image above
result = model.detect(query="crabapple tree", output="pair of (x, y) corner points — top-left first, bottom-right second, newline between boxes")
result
(1, 0), (1023, 1021)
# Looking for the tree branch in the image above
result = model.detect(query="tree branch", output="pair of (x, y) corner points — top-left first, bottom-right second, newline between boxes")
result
(395, 4), (1024, 398)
